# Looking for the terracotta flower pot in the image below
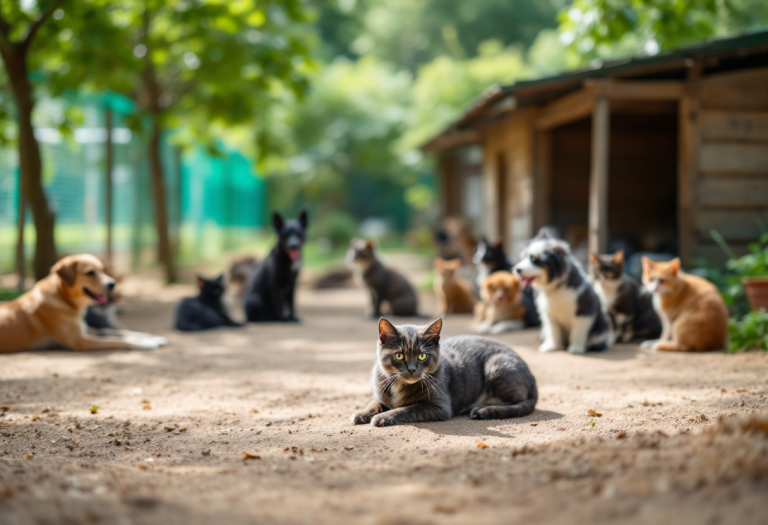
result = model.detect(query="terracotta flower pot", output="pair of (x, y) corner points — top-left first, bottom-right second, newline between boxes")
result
(743, 277), (768, 312)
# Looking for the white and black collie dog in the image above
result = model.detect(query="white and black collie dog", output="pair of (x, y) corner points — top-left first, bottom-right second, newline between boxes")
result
(513, 233), (612, 354)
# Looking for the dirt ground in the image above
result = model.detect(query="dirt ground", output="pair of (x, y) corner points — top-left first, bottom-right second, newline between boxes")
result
(2, 277), (768, 525)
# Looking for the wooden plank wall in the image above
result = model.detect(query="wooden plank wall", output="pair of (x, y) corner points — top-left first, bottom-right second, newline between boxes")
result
(694, 66), (768, 263)
(481, 109), (536, 260)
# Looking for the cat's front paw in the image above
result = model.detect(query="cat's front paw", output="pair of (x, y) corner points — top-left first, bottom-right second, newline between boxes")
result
(538, 341), (559, 353)
(640, 339), (658, 350)
(567, 344), (587, 355)
(351, 412), (372, 425)
(370, 413), (397, 427)
(469, 406), (498, 420)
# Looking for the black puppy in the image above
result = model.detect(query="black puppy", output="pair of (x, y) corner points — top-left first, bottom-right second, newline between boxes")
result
(243, 211), (307, 322)
(474, 238), (541, 328)
(175, 275), (242, 331)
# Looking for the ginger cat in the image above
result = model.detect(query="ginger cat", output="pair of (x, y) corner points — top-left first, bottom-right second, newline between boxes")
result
(433, 258), (476, 316)
(640, 257), (728, 352)
(473, 271), (527, 334)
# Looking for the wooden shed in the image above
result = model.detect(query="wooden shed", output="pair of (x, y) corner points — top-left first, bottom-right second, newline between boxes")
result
(422, 31), (768, 265)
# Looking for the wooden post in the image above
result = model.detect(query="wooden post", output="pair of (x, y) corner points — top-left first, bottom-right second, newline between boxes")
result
(105, 107), (114, 267)
(678, 59), (702, 267)
(533, 128), (552, 232)
(589, 96), (610, 255)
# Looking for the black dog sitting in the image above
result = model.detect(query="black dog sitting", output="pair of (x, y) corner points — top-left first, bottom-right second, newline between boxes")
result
(243, 211), (307, 322)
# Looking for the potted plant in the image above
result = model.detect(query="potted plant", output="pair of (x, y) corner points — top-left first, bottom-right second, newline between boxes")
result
(726, 233), (768, 311)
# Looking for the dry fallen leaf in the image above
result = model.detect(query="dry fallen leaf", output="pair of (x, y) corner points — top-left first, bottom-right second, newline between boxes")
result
(616, 431), (627, 439)
(736, 389), (748, 393)
(142, 405), (151, 410)
(25, 454), (34, 459)
(251, 409), (259, 414)
(588, 409), (603, 417)
(201, 450), (211, 456)
(476, 443), (489, 449)
(242, 452), (261, 460)
(529, 423), (538, 426)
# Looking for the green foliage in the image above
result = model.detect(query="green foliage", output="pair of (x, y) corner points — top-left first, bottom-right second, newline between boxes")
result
(727, 233), (768, 278)
(728, 309), (768, 353)
(558, 0), (768, 64)
(311, 210), (359, 248)
(0, 288), (21, 301)
(314, 0), (563, 70)
(403, 41), (531, 150)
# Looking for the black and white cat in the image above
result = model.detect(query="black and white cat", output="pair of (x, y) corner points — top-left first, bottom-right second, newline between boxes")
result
(514, 232), (612, 354)
(175, 275), (243, 332)
(589, 250), (662, 343)
(351, 317), (537, 427)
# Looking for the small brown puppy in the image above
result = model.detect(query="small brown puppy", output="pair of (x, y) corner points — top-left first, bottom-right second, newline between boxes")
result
(433, 258), (476, 316)
(473, 271), (527, 334)
(0, 254), (167, 353)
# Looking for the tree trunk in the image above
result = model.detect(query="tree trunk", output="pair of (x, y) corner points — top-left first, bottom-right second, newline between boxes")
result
(147, 117), (177, 283)
(1, 46), (58, 280)
(15, 181), (26, 291)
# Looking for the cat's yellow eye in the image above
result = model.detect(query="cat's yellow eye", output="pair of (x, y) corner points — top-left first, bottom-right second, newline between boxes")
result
(418, 353), (428, 362)
(394, 353), (404, 361)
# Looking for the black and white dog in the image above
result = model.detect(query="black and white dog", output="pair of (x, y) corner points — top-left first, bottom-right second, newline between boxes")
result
(243, 211), (307, 322)
(474, 238), (541, 328)
(513, 234), (611, 353)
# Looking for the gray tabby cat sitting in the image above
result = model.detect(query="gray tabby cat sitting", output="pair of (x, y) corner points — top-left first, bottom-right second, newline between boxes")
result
(352, 317), (537, 427)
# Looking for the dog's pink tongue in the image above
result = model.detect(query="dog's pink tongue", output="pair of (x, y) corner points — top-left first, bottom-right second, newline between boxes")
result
(96, 294), (107, 305)
(522, 277), (534, 289)
(288, 249), (301, 261)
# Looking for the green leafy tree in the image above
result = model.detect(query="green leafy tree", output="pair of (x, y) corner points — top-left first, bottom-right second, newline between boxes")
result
(559, 0), (768, 63)
(89, 0), (312, 282)
(0, 0), (71, 280)
(315, 0), (563, 70)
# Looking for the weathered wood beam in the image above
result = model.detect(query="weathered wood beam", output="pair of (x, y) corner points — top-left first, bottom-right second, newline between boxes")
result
(420, 129), (480, 153)
(588, 96), (610, 255)
(586, 79), (685, 100)
(535, 88), (595, 130)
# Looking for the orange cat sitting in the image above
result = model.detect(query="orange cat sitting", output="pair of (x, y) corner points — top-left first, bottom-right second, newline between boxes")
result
(640, 257), (728, 352)
(433, 258), (476, 316)
(473, 271), (527, 334)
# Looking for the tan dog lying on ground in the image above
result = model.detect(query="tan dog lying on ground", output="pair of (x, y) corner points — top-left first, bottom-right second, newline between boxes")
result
(473, 271), (527, 334)
(0, 254), (167, 353)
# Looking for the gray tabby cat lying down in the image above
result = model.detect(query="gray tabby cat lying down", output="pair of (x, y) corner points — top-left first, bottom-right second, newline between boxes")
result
(352, 317), (538, 427)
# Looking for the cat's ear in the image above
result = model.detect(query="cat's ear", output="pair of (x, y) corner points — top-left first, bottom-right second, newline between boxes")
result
(197, 276), (206, 289)
(588, 252), (600, 265)
(365, 239), (375, 250)
(422, 317), (443, 345)
(298, 210), (308, 228)
(641, 256), (652, 269)
(613, 250), (624, 264)
(216, 273), (225, 283)
(378, 318), (400, 346)
(668, 258), (681, 274)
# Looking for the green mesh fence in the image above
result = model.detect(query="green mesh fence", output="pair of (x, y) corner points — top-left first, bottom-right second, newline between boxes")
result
(0, 91), (266, 275)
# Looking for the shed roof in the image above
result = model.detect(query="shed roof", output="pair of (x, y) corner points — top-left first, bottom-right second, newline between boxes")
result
(421, 29), (768, 153)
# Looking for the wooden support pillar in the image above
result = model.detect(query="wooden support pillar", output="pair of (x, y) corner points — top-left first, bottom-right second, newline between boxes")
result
(589, 96), (610, 255)
(678, 59), (702, 267)
(105, 107), (114, 267)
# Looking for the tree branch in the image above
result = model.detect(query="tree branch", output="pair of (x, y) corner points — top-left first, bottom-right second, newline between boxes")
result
(21, 0), (67, 48)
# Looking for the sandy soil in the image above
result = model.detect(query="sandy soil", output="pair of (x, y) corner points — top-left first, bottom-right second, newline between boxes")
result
(1, 280), (768, 525)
